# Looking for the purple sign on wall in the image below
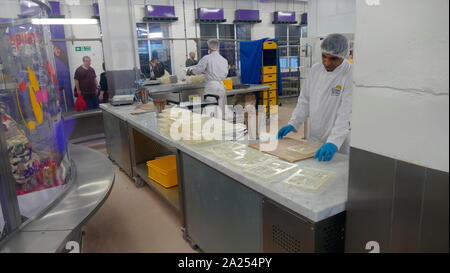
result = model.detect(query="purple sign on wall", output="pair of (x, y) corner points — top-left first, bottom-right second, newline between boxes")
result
(146, 5), (176, 18)
(197, 8), (224, 20)
(273, 11), (297, 23)
(301, 12), (308, 25)
(235, 9), (260, 21)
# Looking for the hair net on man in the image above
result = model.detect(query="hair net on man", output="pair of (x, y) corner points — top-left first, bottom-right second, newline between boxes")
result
(321, 34), (349, 59)
(207, 39), (220, 51)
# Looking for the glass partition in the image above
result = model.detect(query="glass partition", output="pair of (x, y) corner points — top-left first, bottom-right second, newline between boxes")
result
(0, 0), (72, 242)
(137, 22), (172, 77)
(0, 201), (4, 238)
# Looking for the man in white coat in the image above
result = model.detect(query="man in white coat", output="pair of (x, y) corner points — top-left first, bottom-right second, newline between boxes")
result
(187, 39), (228, 116)
(277, 33), (352, 162)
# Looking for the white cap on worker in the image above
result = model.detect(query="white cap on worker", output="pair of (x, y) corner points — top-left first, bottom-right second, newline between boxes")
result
(207, 39), (220, 51)
(321, 34), (349, 59)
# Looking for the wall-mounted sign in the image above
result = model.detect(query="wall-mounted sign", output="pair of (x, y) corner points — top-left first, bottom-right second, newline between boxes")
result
(75, 46), (91, 52)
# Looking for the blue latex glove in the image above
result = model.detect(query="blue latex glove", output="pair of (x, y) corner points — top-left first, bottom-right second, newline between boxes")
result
(314, 142), (338, 162)
(277, 125), (295, 139)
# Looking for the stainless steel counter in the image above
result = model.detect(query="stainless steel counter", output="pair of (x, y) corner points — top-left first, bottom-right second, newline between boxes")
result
(145, 82), (205, 95)
(145, 82), (269, 96)
(100, 103), (348, 222)
(226, 84), (270, 96)
(0, 144), (115, 253)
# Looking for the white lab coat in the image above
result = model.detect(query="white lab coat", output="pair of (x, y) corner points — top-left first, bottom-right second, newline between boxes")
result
(289, 60), (353, 153)
(190, 51), (228, 114)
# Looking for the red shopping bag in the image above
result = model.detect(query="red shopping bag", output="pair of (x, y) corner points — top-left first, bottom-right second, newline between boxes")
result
(75, 94), (87, 111)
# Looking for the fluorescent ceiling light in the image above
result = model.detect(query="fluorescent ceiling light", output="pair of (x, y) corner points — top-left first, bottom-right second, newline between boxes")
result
(31, 18), (99, 25)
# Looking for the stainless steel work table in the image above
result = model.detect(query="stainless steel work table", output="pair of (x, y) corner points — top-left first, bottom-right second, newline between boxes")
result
(145, 82), (205, 95)
(145, 82), (269, 96)
(145, 82), (270, 104)
(100, 103), (349, 253)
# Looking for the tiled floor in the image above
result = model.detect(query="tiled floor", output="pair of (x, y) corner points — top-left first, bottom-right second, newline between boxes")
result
(80, 142), (196, 253)
(81, 98), (301, 253)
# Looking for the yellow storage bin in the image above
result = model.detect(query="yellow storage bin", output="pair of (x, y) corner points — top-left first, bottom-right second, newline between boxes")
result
(262, 74), (277, 83)
(147, 155), (178, 188)
(263, 41), (278, 50)
(269, 105), (279, 114)
(223, 79), (233, 90)
(262, 66), (277, 75)
(259, 90), (277, 99)
(266, 82), (277, 90)
(263, 105), (279, 114)
(261, 97), (277, 105)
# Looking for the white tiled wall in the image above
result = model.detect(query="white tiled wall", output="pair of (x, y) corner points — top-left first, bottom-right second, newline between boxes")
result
(351, 0), (449, 172)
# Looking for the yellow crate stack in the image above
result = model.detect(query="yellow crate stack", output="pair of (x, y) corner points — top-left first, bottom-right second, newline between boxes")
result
(260, 40), (279, 115)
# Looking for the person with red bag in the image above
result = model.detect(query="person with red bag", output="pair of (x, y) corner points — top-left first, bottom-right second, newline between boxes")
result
(74, 56), (99, 110)
(74, 93), (87, 111)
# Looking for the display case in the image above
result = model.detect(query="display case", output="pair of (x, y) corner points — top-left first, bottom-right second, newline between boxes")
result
(0, 0), (73, 242)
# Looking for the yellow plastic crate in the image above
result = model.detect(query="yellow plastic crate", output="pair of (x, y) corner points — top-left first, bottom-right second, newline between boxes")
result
(263, 105), (279, 114)
(261, 97), (277, 105)
(262, 66), (277, 75)
(223, 79), (233, 90)
(265, 82), (277, 90)
(263, 41), (278, 50)
(260, 90), (277, 99)
(262, 74), (277, 83)
(269, 105), (279, 114)
(147, 155), (178, 188)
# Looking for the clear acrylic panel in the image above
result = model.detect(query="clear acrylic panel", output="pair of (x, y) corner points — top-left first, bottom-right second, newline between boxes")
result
(0, 201), (4, 237)
(0, 0), (72, 225)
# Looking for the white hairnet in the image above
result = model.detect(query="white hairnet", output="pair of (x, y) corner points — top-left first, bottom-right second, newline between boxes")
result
(321, 34), (349, 58)
(207, 39), (220, 51)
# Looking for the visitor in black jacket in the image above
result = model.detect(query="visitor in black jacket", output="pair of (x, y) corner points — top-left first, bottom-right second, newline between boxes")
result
(99, 62), (109, 103)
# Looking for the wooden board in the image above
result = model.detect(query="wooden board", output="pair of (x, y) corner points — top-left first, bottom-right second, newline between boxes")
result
(135, 103), (155, 111)
(248, 138), (322, 163)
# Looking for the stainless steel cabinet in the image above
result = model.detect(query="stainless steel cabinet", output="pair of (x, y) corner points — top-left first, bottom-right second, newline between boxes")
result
(263, 199), (346, 253)
(102, 111), (132, 177)
(181, 152), (263, 253)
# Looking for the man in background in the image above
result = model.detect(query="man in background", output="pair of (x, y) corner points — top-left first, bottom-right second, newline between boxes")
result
(74, 56), (99, 109)
(99, 62), (109, 103)
(187, 39), (228, 115)
(185, 51), (198, 67)
(149, 57), (165, 80)
(227, 62), (237, 77)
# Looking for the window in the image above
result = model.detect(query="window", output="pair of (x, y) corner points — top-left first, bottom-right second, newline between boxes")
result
(275, 25), (288, 45)
(235, 24), (251, 71)
(199, 24), (217, 58)
(275, 24), (303, 69)
(218, 24), (235, 66)
(236, 24), (251, 40)
(199, 24), (252, 73)
(136, 23), (172, 77)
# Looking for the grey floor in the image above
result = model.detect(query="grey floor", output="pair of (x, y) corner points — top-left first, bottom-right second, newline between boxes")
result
(81, 97), (302, 252)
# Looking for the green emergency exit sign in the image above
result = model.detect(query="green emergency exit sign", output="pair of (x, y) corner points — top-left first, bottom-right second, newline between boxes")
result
(75, 46), (91, 52)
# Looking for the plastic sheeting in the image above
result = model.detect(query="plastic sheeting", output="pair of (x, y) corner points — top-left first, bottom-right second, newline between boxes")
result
(239, 38), (283, 95)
